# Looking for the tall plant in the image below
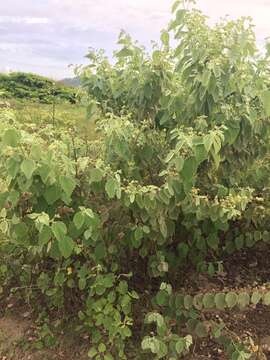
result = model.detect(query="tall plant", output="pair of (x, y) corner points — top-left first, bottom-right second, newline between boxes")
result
(1, 1), (270, 359)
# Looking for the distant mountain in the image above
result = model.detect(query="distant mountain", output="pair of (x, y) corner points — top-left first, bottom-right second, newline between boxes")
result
(60, 77), (81, 87)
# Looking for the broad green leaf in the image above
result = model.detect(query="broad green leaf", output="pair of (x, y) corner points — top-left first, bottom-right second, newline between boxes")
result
(207, 233), (218, 250)
(37, 213), (50, 227)
(38, 164), (51, 184)
(90, 168), (103, 183)
(201, 69), (211, 87)
(7, 157), (20, 178)
(73, 212), (85, 229)
(59, 175), (76, 197)
(161, 31), (169, 47)
(225, 125), (240, 145)
(116, 47), (133, 58)
(193, 294), (203, 310)
(52, 221), (67, 241)
(178, 242), (189, 258)
(174, 156), (184, 171)
(135, 227), (143, 241)
(84, 229), (92, 241)
(207, 263), (215, 277)
(117, 280), (128, 294)
(203, 134), (213, 152)
(8, 190), (19, 207)
(181, 157), (197, 182)
(142, 225), (150, 234)
(157, 341), (168, 357)
(58, 235), (75, 259)
(263, 291), (270, 305)
(262, 230), (270, 242)
(184, 295), (193, 309)
(44, 185), (60, 205)
(104, 354), (114, 360)
(184, 335), (193, 350)
(172, 0), (181, 13)
(175, 294), (184, 308)
(212, 134), (222, 154)
(12, 222), (28, 242)
(21, 159), (36, 180)
(3, 128), (20, 147)
(225, 292), (238, 308)
(251, 291), (261, 305)
(202, 293), (215, 309)
(156, 290), (168, 306)
(159, 217), (168, 238)
(30, 144), (42, 160)
(88, 347), (98, 358)
(194, 144), (208, 163)
(175, 9), (186, 25)
(215, 293), (226, 310)
(98, 343), (106, 353)
(175, 339), (185, 354)
(238, 292), (250, 308)
(211, 323), (223, 339)
(141, 336), (160, 354)
(38, 226), (52, 246)
(145, 312), (165, 328)
(78, 278), (86, 290)
(84, 208), (95, 219)
(94, 242), (106, 260)
(105, 178), (117, 199)
(0, 220), (8, 233)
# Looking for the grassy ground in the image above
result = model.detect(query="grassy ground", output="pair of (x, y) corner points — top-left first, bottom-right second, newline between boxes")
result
(9, 99), (85, 124)
(7, 99), (97, 141)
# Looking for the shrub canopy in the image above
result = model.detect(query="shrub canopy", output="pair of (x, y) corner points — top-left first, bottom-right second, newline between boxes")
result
(1, 1), (270, 359)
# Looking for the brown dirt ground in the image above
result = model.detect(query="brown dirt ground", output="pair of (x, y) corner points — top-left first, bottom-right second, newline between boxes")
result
(180, 241), (270, 359)
(0, 313), (89, 360)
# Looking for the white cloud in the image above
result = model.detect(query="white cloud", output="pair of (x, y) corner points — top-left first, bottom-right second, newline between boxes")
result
(0, 42), (31, 52)
(36, 0), (270, 47)
(48, 0), (270, 32)
(196, 0), (270, 41)
(41, 0), (172, 40)
(0, 16), (50, 25)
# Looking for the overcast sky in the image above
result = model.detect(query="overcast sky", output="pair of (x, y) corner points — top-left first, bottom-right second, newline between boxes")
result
(0, 0), (270, 79)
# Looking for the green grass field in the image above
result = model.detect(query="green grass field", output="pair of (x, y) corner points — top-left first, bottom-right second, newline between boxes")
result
(7, 99), (97, 141)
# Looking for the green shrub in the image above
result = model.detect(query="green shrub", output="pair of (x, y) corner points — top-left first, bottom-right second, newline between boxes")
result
(0, 72), (77, 104)
(1, 1), (270, 359)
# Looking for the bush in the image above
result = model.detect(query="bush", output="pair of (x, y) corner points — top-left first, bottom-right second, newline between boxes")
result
(0, 72), (77, 104)
(1, 1), (270, 359)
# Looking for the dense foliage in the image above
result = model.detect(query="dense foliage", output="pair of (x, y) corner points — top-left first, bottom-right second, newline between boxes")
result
(0, 72), (77, 104)
(1, 1), (270, 359)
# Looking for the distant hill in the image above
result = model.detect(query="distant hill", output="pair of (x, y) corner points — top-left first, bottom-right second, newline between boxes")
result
(0, 72), (77, 104)
(60, 77), (81, 87)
